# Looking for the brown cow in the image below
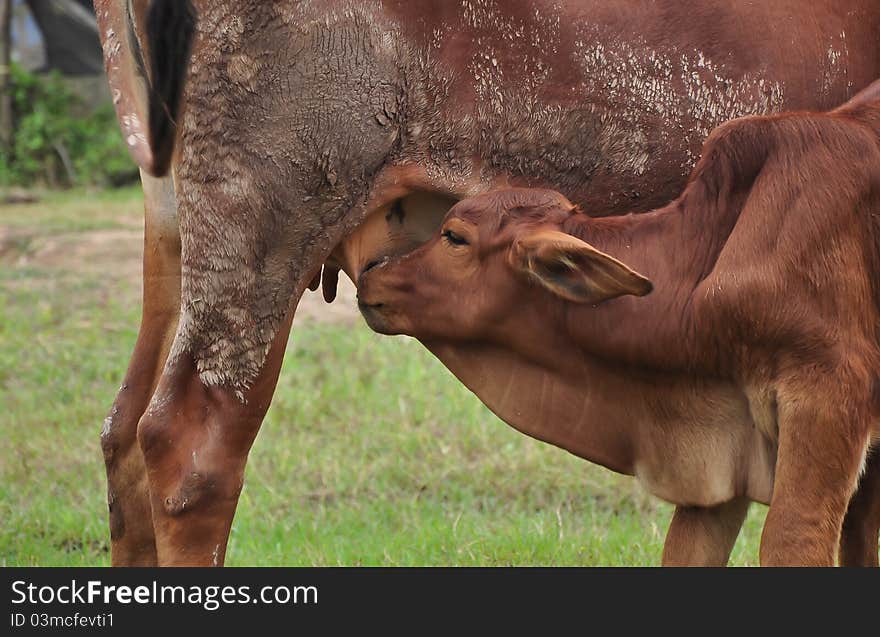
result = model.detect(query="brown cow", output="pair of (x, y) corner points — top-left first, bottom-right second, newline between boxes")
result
(96, 0), (880, 565)
(355, 84), (880, 565)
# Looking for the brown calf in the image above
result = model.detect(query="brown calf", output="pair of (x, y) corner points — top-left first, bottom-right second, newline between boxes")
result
(97, 0), (880, 565)
(355, 87), (880, 565)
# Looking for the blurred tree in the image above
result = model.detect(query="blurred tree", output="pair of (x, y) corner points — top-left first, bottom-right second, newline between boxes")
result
(24, 0), (102, 76)
(1, 1), (134, 188)
(1, 0), (11, 149)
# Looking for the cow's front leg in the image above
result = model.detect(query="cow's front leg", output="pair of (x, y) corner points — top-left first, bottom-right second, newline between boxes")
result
(101, 174), (179, 566)
(839, 447), (880, 566)
(661, 498), (750, 566)
(135, 310), (295, 566)
(760, 379), (871, 566)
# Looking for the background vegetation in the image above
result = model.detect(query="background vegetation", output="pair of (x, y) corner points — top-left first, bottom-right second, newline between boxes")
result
(0, 64), (136, 188)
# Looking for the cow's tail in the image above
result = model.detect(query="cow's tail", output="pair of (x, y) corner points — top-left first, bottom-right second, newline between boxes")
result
(96, 0), (196, 177)
(144, 0), (196, 175)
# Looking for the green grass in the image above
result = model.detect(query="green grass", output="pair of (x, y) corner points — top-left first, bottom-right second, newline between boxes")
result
(0, 191), (769, 566)
(0, 186), (143, 233)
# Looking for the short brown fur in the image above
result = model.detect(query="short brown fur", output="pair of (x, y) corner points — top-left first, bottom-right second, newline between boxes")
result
(357, 84), (880, 565)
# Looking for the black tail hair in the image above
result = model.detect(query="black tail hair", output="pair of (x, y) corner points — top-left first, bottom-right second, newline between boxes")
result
(145, 0), (196, 176)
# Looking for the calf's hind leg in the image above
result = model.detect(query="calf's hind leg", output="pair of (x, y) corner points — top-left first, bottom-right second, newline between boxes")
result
(662, 498), (750, 566)
(101, 174), (180, 566)
(839, 447), (880, 566)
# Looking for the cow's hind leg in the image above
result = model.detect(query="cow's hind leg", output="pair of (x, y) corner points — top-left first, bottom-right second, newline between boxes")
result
(661, 498), (750, 566)
(136, 310), (295, 566)
(101, 174), (180, 566)
(760, 375), (872, 566)
(839, 446), (880, 566)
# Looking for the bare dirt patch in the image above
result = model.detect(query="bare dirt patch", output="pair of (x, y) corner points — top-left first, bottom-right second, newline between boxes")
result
(21, 228), (143, 280)
(296, 278), (360, 326)
(0, 226), (360, 324)
(1, 223), (361, 325)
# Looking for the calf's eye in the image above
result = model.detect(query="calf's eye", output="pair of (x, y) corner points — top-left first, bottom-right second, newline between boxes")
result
(442, 229), (469, 246)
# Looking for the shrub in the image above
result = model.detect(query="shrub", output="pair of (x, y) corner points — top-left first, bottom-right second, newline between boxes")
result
(0, 64), (138, 188)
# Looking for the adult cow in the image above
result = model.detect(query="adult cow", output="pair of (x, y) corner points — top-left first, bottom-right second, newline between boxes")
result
(96, 0), (880, 566)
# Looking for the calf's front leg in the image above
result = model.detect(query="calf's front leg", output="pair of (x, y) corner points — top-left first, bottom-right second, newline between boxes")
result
(661, 498), (750, 566)
(760, 379), (871, 566)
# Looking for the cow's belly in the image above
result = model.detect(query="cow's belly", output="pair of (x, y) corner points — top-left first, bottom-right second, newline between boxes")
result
(631, 386), (777, 507)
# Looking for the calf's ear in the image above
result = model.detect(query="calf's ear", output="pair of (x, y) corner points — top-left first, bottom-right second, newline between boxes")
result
(511, 231), (653, 304)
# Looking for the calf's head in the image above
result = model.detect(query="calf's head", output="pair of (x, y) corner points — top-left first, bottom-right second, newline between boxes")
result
(357, 188), (653, 342)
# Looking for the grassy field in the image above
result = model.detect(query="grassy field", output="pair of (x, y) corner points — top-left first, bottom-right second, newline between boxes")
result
(0, 188), (769, 566)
